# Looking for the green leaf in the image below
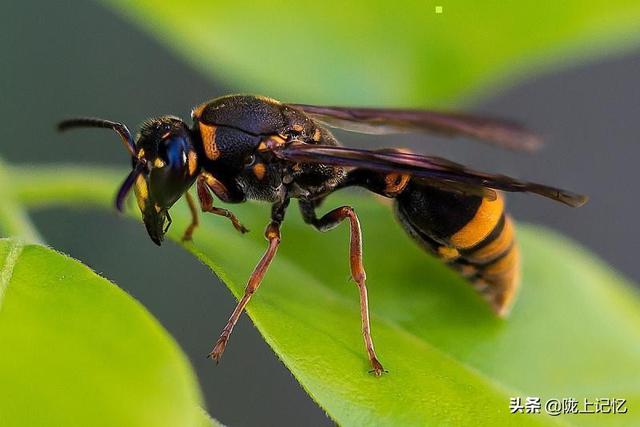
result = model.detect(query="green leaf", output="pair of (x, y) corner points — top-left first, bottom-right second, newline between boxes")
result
(17, 165), (637, 426)
(103, 0), (640, 106)
(0, 238), (209, 427)
(154, 195), (639, 426)
(0, 160), (43, 243)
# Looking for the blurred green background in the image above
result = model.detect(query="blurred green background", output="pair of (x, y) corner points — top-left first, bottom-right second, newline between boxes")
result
(2, 1), (639, 425)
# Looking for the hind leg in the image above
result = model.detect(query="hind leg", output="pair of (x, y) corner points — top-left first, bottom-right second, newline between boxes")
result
(300, 200), (385, 376)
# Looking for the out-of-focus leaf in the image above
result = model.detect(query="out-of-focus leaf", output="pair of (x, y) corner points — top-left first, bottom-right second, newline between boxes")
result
(0, 238), (209, 427)
(104, 0), (640, 106)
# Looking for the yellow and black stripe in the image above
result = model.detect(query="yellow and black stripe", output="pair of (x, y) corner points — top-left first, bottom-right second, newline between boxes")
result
(395, 181), (520, 316)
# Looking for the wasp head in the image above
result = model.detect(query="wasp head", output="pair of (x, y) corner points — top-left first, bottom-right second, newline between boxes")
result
(125, 116), (199, 245)
(58, 115), (200, 246)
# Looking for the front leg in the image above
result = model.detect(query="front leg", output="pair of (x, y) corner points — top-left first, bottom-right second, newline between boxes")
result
(209, 199), (289, 362)
(181, 192), (199, 242)
(196, 173), (249, 235)
(300, 200), (385, 376)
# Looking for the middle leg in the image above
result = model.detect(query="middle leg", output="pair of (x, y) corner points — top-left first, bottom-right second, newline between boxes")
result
(209, 200), (289, 362)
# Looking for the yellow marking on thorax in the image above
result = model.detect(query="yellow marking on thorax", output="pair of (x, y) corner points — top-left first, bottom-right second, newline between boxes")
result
(259, 135), (287, 152)
(199, 122), (220, 160)
(450, 194), (504, 249)
(187, 151), (198, 175)
(312, 128), (322, 141)
(467, 216), (515, 264)
(153, 158), (165, 168)
(191, 103), (207, 119)
(384, 173), (410, 197)
(252, 163), (266, 180)
(269, 134), (286, 147)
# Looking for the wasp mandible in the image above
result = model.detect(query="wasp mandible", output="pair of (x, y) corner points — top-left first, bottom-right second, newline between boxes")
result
(59, 95), (587, 376)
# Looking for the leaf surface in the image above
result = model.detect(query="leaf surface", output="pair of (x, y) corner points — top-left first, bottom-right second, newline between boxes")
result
(0, 238), (209, 427)
(156, 193), (640, 426)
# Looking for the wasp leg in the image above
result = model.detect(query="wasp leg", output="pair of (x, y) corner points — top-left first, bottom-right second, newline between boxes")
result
(300, 201), (385, 376)
(196, 175), (249, 234)
(181, 192), (200, 242)
(209, 201), (288, 362)
(209, 221), (282, 362)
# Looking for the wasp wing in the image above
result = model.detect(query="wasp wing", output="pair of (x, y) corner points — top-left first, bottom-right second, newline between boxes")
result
(288, 104), (542, 152)
(416, 177), (499, 200)
(275, 145), (587, 207)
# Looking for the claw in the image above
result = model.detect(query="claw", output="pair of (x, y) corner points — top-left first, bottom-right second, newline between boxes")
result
(368, 357), (387, 377)
(235, 223), (249, 234)
(209, 336), (228, 363)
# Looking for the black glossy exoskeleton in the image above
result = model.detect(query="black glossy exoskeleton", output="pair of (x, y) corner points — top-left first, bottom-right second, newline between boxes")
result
(58, 94), (587, 375)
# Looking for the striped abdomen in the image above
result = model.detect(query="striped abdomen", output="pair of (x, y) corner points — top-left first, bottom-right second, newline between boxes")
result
(395, 180), (520, 316)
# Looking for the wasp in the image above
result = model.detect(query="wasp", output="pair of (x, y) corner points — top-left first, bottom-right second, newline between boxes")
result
(58, 95), (587, 376)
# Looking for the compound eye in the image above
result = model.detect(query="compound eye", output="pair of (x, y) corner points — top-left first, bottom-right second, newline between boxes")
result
(148, 135), (193, 209)
(161, 137), (188, 171)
